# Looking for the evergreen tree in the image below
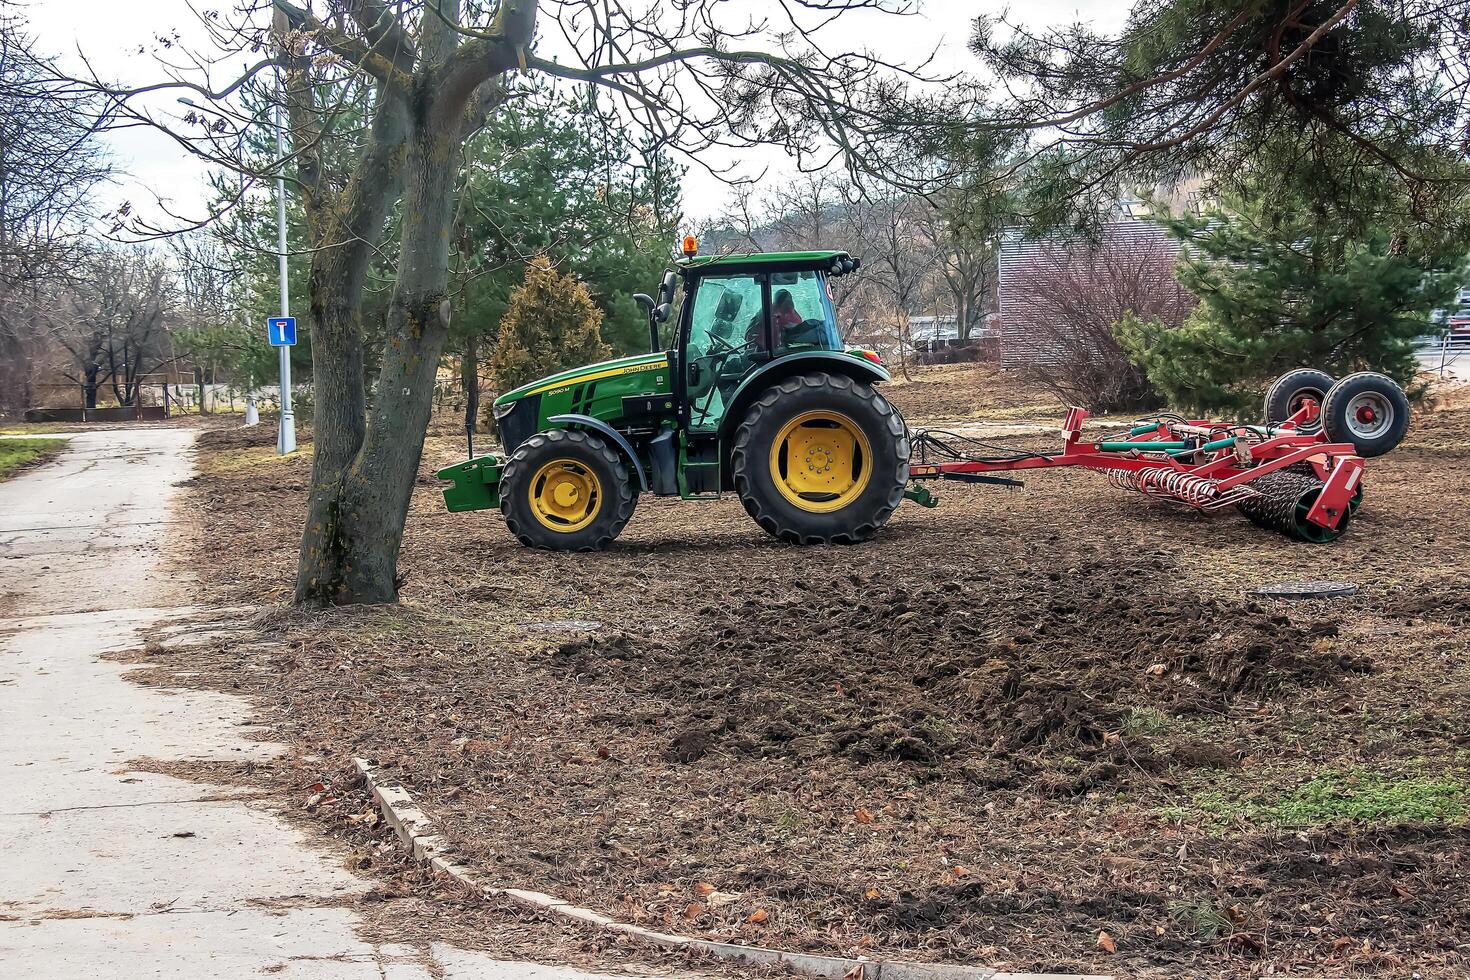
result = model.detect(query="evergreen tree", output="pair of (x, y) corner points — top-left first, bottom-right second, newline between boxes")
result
(1116, 195), (1462, 414)
(972, 0), (1470, 239)
(490, 258), (611, 392)
(453, 83), (682, 363)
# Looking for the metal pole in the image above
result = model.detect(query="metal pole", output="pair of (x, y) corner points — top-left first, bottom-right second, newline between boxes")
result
(274, 96), (296, 455)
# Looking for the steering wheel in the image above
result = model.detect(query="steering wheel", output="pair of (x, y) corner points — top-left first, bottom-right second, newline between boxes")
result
(706, 332), (737, 355)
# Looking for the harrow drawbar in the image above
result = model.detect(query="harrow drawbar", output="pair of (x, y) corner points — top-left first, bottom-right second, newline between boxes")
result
(906, 384), (1393, 543)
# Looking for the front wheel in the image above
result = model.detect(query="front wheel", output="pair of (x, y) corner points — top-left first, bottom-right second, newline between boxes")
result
(730, 372), (909, 544)
(500, 429), (636, 551)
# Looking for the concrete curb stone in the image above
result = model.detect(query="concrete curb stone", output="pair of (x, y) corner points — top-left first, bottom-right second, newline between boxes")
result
(353, 757), (1113, 980)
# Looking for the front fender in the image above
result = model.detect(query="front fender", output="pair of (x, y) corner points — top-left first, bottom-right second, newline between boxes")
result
(547, 414), (649, 492)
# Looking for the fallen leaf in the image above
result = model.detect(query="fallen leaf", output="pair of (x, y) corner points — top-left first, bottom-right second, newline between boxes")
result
(694, 882), (716, 896)
(951, 865), (968, 877)
(707, 890), (741, 907)
(747, 908), (769, 924)
(1146, 663), (1167, 677)
(596, 745), (611, 760)
(854, 808), (875, 824)
(843, 964), (864, 980)
(684, 902), (705, 920)
(863, 888), (881, 900)
(1097, 930), (1117, 954)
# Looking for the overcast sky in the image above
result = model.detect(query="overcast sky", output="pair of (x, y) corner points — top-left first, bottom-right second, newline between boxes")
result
(24, 0), (1127, 233)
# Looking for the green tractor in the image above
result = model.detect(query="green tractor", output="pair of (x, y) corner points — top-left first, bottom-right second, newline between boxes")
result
(438, 246), (910, 550)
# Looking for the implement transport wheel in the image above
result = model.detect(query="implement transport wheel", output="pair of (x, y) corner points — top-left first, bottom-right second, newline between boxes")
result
(1264, 368), (1334, 433)
(501, 429), (636, 551)
(1236, 469), (1352, 543)
(731, 372), (909, 544)
(1321, 372), (1410, 458)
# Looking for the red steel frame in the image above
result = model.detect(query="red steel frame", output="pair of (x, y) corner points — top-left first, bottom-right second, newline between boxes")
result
(909, 401), (1364, 531)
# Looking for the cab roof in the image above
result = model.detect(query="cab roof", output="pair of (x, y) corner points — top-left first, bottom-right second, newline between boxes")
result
(676, 250), (852, 273)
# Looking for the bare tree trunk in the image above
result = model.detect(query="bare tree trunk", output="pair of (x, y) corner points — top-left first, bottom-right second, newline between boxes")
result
(291, 0), (517, 605)
(461, 336), (479, 435)
(300, 126), (458, 604)
(292, 75), (408, 603)
(0, 324), (27, 415)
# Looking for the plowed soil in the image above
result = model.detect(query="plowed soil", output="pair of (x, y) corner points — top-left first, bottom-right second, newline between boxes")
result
(170, 364), (1470, 978)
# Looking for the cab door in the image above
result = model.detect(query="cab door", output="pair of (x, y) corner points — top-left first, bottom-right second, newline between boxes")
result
(681, 272), (770, 434)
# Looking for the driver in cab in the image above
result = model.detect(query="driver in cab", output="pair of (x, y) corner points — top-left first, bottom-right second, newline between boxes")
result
(745, 288), (803, 345)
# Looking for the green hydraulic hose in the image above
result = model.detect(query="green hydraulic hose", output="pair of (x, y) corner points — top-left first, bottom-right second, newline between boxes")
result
(1097, 440), (1191, 453)
(1166, 436), (1238, 456)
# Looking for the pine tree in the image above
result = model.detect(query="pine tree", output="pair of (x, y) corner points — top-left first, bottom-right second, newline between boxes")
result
(490, 258), (611, 392)
(1116, 195), (1461, 414)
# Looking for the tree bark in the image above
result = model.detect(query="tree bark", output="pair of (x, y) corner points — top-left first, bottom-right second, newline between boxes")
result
(301, 121), (458, 604)
(461, 337), (479, 435)
(292, 83), (409, 605)
(283, 0), (530, 605)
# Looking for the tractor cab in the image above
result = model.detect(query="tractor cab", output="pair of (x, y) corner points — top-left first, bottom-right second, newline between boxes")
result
(678, 258), (847, 433)
(438, 243), (908, 552)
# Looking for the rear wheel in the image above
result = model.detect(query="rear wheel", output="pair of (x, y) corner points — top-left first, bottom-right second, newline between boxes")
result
(1264, 369), (1334, 432)
(1321, 372), (1410, 458)
(500, 429), (636, 550)
(731, 372), (908, 544)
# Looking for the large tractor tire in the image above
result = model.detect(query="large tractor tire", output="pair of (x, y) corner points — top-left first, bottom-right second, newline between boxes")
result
(500, 429), (637, 551)
(1264, 368), (1334, 433)
(1320, 371), (1410, 458)
(730, 372), (909, 544)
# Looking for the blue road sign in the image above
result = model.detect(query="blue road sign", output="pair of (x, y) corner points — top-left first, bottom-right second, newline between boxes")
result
(267, 316), (297, 346)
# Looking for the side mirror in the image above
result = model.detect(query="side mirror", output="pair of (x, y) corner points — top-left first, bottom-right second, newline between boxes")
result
(659, 270), (678, 306)
(654, 302), (671, 323)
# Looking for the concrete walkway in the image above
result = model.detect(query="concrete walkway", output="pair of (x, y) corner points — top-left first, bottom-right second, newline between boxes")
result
(0, 430), (677, 979)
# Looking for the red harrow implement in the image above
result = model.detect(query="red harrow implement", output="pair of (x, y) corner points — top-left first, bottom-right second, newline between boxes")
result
(906, 370), (1409, 543)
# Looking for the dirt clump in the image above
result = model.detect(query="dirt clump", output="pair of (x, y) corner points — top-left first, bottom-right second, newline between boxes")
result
(553, 561), (1368, 778)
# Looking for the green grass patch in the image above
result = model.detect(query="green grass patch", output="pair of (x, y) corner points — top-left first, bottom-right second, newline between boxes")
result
(1158, 769), (1470, 829)
(1122, 706), (1172, 736)
(0, 437), (68, 481)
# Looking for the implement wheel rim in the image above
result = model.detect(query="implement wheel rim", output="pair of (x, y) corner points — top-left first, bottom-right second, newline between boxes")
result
(1345, 391), (1394, 441)
(768, 410), (872, 513)
(528, 459), (602, 532)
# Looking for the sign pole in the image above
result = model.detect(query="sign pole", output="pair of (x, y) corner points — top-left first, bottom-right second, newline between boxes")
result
(275, 96), (296, 455)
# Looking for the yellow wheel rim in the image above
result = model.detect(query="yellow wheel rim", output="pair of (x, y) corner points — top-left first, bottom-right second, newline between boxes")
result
(528, 459), (602, 532)
(768, 410), (871, 513)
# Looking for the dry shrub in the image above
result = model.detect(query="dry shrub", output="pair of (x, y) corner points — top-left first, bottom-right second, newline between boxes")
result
(1007, 226), (1195, 412)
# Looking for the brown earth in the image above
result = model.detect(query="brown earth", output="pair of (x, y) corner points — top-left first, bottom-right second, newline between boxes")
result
(166, 363), (1470, 978)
